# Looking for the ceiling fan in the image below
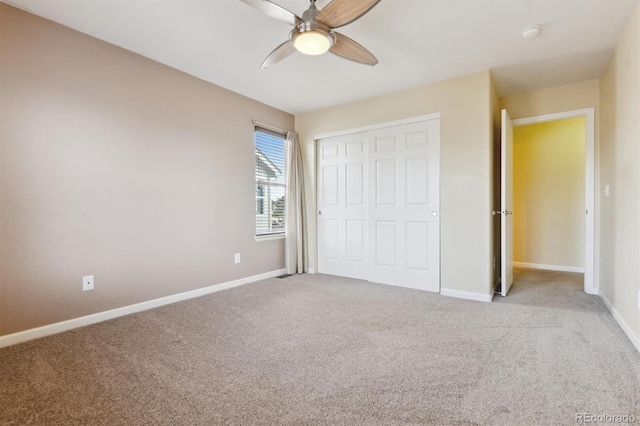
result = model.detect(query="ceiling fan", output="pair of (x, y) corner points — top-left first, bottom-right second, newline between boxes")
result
(240, 0), (381, 69)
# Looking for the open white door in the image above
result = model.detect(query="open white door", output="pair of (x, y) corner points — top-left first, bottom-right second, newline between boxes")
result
(501, 109), (514, 296)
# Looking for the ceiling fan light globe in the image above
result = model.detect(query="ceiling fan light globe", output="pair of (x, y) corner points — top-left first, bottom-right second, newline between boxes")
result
(293, 31), (332, 55)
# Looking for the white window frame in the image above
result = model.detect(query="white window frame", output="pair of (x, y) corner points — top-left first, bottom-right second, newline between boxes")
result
(254, 126), (287, 241)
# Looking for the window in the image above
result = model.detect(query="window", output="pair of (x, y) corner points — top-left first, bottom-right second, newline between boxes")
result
(255, 127), (286, 236)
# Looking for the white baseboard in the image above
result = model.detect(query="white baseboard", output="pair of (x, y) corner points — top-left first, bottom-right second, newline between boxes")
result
(307, 267), (316, 274)
(598, 292), (640, 354)
(440, 288), (493, 303)
(0, 268), (286, 349)
(513, 262), (584, 273)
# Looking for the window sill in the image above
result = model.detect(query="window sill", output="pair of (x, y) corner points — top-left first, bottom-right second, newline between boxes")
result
(255, 233), (285, 242)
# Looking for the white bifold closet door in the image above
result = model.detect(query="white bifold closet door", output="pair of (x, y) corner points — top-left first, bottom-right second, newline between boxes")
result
(317, 118), (440, 292)
(368, 120), (440, 291)
(317, 132), (368, 280)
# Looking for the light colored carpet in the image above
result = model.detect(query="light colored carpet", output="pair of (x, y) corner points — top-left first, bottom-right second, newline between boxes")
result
(1, 269), (639, 425)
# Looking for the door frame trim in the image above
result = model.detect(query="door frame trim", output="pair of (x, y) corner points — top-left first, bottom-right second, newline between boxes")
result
(511, 108), (596, 295)
(315, 113), (441, 140)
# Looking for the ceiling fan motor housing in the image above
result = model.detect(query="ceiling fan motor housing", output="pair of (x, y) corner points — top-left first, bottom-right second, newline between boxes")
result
(290, 20), (335, 55)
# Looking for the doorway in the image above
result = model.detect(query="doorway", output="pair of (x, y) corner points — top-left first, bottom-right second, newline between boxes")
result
(514, 117), (586, 273)
(499, 108), (596, 295)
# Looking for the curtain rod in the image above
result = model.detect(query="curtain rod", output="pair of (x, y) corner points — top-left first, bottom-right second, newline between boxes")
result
(252, 120), (291, 135)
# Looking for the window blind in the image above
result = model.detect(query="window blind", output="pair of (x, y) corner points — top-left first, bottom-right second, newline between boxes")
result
(255, 127), (287, 235)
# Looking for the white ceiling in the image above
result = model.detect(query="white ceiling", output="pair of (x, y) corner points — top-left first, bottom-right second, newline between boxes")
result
(3, 0), (637, 114)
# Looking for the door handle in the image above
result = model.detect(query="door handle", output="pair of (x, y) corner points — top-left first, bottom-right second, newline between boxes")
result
(431, 211), (438, 217)
(493, 210), (513, 215)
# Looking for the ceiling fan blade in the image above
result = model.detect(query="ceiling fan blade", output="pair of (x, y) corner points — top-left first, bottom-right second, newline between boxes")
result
(239, 0), (302, 26)
(261, 41), (297, 69)
(330, 32), (378, 66)
(316, 0), (381, 28)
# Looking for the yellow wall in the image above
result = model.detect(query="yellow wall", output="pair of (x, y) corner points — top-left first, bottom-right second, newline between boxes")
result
(296, 71), (494, 297)
(513, 119), (585, 269)
(599, 2), (640, 345)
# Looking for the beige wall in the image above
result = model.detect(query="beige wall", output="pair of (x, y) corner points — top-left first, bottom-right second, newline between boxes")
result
(599, 3), (640, 342)
(513, 119), (586, 269)
(0, 4), (293, 335)
(501, 80), (601, 120)
(295, 71), (494, 297)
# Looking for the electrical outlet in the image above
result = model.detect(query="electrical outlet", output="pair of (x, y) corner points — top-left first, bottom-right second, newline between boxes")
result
(605, 185), (611, 197)
(234, 253), (241, 264)
(82, 275), (94, 291)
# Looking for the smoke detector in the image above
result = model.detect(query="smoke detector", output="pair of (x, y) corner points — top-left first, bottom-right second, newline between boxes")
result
(522, 25), (542, 39)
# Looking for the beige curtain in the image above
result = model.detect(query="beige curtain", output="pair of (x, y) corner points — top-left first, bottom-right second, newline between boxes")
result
(285, 131), (308, 274)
